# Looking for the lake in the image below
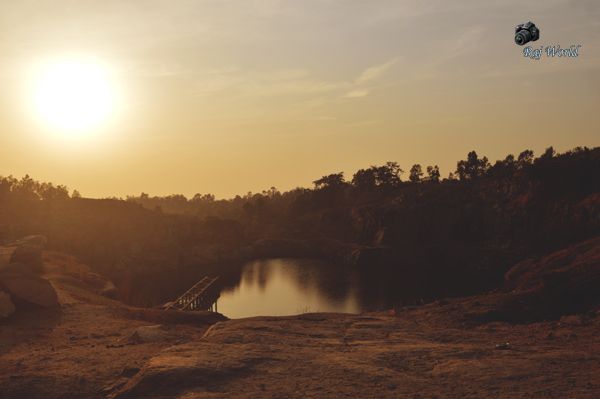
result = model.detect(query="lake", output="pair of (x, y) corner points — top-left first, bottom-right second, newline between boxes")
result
(131, 257), (432, 317)
(214, 258), (399, 318)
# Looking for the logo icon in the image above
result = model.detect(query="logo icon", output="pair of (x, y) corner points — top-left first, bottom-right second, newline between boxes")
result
(515, 21), (540, 46)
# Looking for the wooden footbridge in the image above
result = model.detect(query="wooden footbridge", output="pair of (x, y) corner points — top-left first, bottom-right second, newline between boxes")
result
(164, 276), (220, 312)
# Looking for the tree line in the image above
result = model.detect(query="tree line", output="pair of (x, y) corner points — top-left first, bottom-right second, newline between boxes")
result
(0, 145), (592, 219)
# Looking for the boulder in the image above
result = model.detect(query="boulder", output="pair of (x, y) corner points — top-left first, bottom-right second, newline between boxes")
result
(121, 325), (172, 344)
(0, 290), (15, 318)
(0, 273), (59, 307)
(2, 261), (41, 276)
(100, 281), (119, 298)
(9, 245), (44, 274)
(0, 246), (17, 272)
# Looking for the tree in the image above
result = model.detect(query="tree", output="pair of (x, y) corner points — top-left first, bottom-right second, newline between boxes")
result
(539, 146), (555, 160)
(13, 175), (40, 201)
(456, 151), (490, 180)
(353, 162), (403, 190)
(409, 164), (423, 183)
(265, 186), (280, 198)
(352, 168), (377, 190)
(375, 162), (403, 188)
(426, 165), (440, 182)
(517, 149), (534, 169)
(0, 176), (16, 200)
(37, 182), (68, 201)
(313, 173), (345, 189)
(72, 189), (82, 199)
(488, 153), (518, 178)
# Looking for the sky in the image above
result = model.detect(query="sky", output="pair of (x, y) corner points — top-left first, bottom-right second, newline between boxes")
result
(0, 0), (599, 198)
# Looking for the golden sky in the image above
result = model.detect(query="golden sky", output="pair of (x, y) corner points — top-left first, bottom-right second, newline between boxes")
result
(1, 1), (599, 198)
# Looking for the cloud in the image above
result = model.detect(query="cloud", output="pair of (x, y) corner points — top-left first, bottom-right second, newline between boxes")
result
(356, 58), (399, 83)
(191, 56), (398, 102)
(339, 57), (399, 98)
(343, 89), (369, 98)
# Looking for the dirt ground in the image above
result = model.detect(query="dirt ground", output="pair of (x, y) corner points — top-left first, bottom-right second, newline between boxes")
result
(1, 253), (599, 399)
(0, 253), (218, 399)
(111, 308), (600, 399)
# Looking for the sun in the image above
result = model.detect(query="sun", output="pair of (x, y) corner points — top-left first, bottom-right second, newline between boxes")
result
(31, 57), (117, 135)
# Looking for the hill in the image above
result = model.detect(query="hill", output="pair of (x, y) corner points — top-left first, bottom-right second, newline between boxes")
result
(1, 146), (598, 305)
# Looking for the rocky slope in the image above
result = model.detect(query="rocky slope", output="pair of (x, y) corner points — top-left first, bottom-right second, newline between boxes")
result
(0, 249), (224, 399)
(465, 236), (600, 323)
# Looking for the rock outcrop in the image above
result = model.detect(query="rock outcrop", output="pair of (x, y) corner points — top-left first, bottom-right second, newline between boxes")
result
(109, 310), (600, 399)
(8, 235), (46, 273)
(504, 236), (600, 293)
(121, 325), (172, 344)
(469, 236), (600, 322)
(0, 273), (59, 308)
(0, 246), (16, 272)
(42, 251), (119, 299)
(0, 235), (59, 309)
(0, 235), (46, 274)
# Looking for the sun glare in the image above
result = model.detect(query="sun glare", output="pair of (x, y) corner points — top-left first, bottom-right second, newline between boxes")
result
(30, 57), (117, 135)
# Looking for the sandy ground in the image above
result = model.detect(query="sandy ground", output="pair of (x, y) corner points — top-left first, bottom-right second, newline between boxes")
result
(1, 253), (599, 399)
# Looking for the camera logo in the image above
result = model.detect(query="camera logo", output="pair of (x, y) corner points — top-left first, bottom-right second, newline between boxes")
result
(516, 21), (581, 61)
(515, 21), (540, 46)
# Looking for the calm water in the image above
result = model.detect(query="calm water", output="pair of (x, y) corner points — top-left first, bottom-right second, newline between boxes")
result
(135, 257), (433, 317)
(215, 258), (385, 318)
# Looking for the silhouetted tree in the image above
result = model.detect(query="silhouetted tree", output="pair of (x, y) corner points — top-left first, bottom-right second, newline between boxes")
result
(375, 162), (403, 188)
(37, 182), (69, 201)
(13, 175), (40, 201)
(313, 173), (345, 189)
(265, 187), (280, 198)
(539, 146), (555, 160)
(352, 168), (377, 190)
(426, 165), (440, 182)
(192, 193), (215, 202)
(353, 162), (403, 190)
(409, 164), (423, 183)
(456, 151), (490, 180)
(517, 149), (534, 169)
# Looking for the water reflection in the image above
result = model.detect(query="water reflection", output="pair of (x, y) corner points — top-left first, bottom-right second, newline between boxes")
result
(129, 256), (435, 316)
(216, 258), (361, 318)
